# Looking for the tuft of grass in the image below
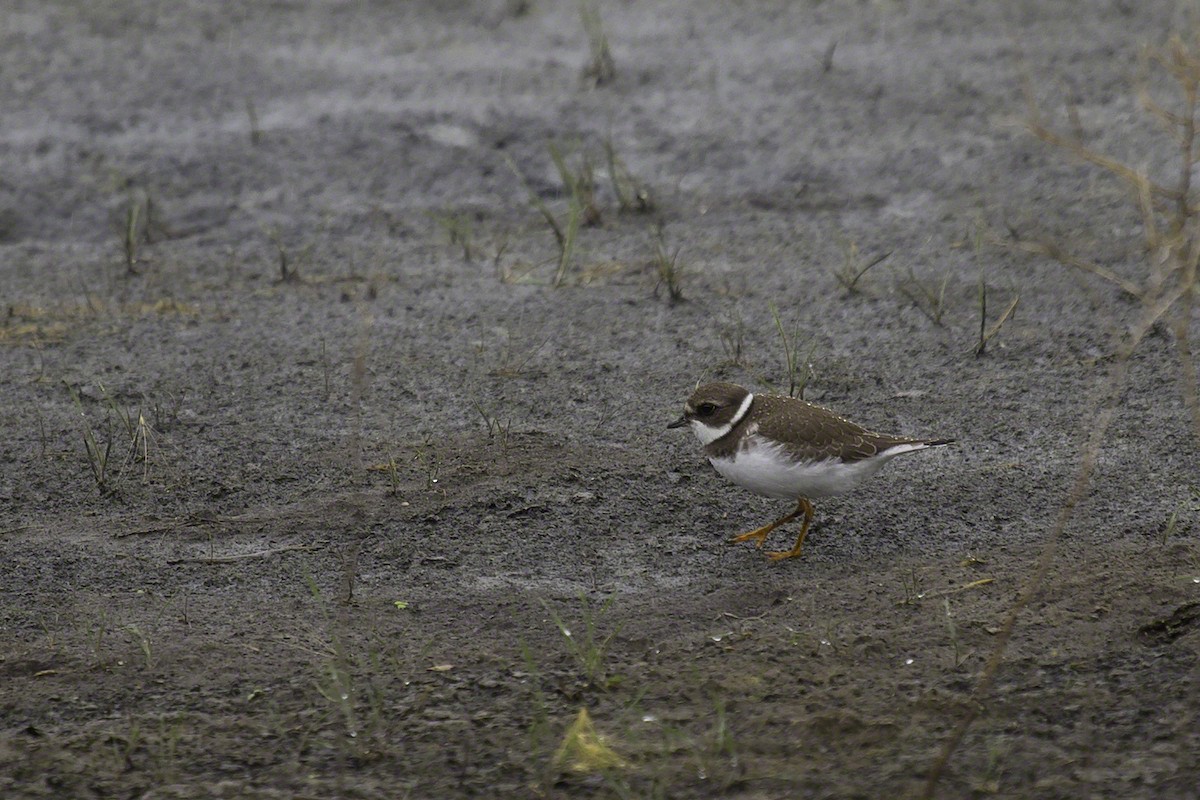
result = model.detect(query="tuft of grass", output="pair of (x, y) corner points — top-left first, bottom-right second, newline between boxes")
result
(604, 137), (653, 213)
(685, 692), (743, 789)
(555, 199), (582, 288)
(973, 270), (1021, 356)
(71, 384), (114, 495)
(491, 234), (513, 282)
(484, 326), (552, 378)
(899, 567), (926, 606)
(433, 211), (476, 262)
(622, 685), (744, 792)
(707, 693), (738, 764)
(383, 456), (402, 496)
(895, 265), (950, 326)
(505, 141), (651, 286)
(304, 576), (386, 757)
(410, 435), (441, 491)
(472, 399), (513, 451)
(542, 593), (623, 690)
(547, 142), (599, 287)
(830, 240), (891, 293)
(1161, 507), (1179, 546)
(548, 141), (601, 227)
(651, 224), (684, 304)
(104, 392), (155, 484)
(148, 716), (184, 782)
(505, 144), (598, 287)
(579, 0), (615, 87)
(768, 302), (817, 399)
(125, 624), (155, 670)
(123, 197), (140, 273)
(267, 228), (303, 284)
(975, 737), (1010, 795)
(972, 220), (1021, 355)
(314, 637), (360, 741)
(120, 192), (151, 275)
(505, 154), (565, 250)
(717, 307), (746, 367)
(67, 382), (157, 495)
(86, 605), (113, 669)
(519, 640), (552, 756)
(109, 718), (142, 772)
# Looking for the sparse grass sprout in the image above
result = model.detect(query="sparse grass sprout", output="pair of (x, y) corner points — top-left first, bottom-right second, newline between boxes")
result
(604, 138), (653, 213)
(579, 0), (615, 86)
(542, 593), (623, 690)
(433, 211), (476, 262)
(895, 266), (950, 326)
(652, 224), (684, 304)
(831, 240), (890, 293)
(769, 302), (817, 398)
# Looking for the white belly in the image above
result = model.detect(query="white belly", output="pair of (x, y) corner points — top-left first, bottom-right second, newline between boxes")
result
(709, 437), (901, 500)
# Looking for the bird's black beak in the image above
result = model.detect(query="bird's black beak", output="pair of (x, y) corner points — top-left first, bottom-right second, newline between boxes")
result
(667, 415), (689, 429)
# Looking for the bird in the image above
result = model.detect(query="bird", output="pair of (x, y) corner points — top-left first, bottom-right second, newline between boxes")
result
(669, 381), (952, 561)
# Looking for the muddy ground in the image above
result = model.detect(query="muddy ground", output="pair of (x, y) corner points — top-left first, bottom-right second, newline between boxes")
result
(2, 1), (1199, 797)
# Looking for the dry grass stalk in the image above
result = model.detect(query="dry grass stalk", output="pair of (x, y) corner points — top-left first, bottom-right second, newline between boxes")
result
(924, 33), (1200, 798)
(1016, 34), (1200, 437)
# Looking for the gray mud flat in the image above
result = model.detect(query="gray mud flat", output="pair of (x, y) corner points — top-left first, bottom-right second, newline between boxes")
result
(2, 2), (1198, 798)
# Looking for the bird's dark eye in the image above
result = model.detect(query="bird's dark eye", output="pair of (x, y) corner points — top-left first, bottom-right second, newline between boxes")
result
(696, 403), (717, 416)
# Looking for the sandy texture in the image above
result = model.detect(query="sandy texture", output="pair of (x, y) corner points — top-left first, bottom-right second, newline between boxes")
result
(2, 1), (1198, 797)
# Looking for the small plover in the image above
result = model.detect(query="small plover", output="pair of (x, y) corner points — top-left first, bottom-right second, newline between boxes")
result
(669, 381), (952, 561)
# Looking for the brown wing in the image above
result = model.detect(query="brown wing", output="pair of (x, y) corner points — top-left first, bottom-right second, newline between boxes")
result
(751, 394), (925, 463)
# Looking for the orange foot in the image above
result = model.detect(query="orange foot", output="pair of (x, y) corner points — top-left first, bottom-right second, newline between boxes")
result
(729, 525), (774, 548)
(766, 544), (806, 561)
(762, 498), (815, 562)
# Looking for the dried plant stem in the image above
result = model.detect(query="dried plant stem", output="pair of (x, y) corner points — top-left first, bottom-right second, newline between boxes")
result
(504, 155), (565, 247)
(974, 291), (1020, 356)
(999, 236), (1142, 298)
(922, 280), (1191, 799)
(1173, 290), (1200, 436)
(927, 33), (1200, 797)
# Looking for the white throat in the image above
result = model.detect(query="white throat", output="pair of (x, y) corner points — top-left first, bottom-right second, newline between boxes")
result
(690, 392), (754, 446)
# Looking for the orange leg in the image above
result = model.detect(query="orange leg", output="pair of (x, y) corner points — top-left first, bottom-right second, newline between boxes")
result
(730, 498), (810, 552)
(765, 498), (815, 562)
